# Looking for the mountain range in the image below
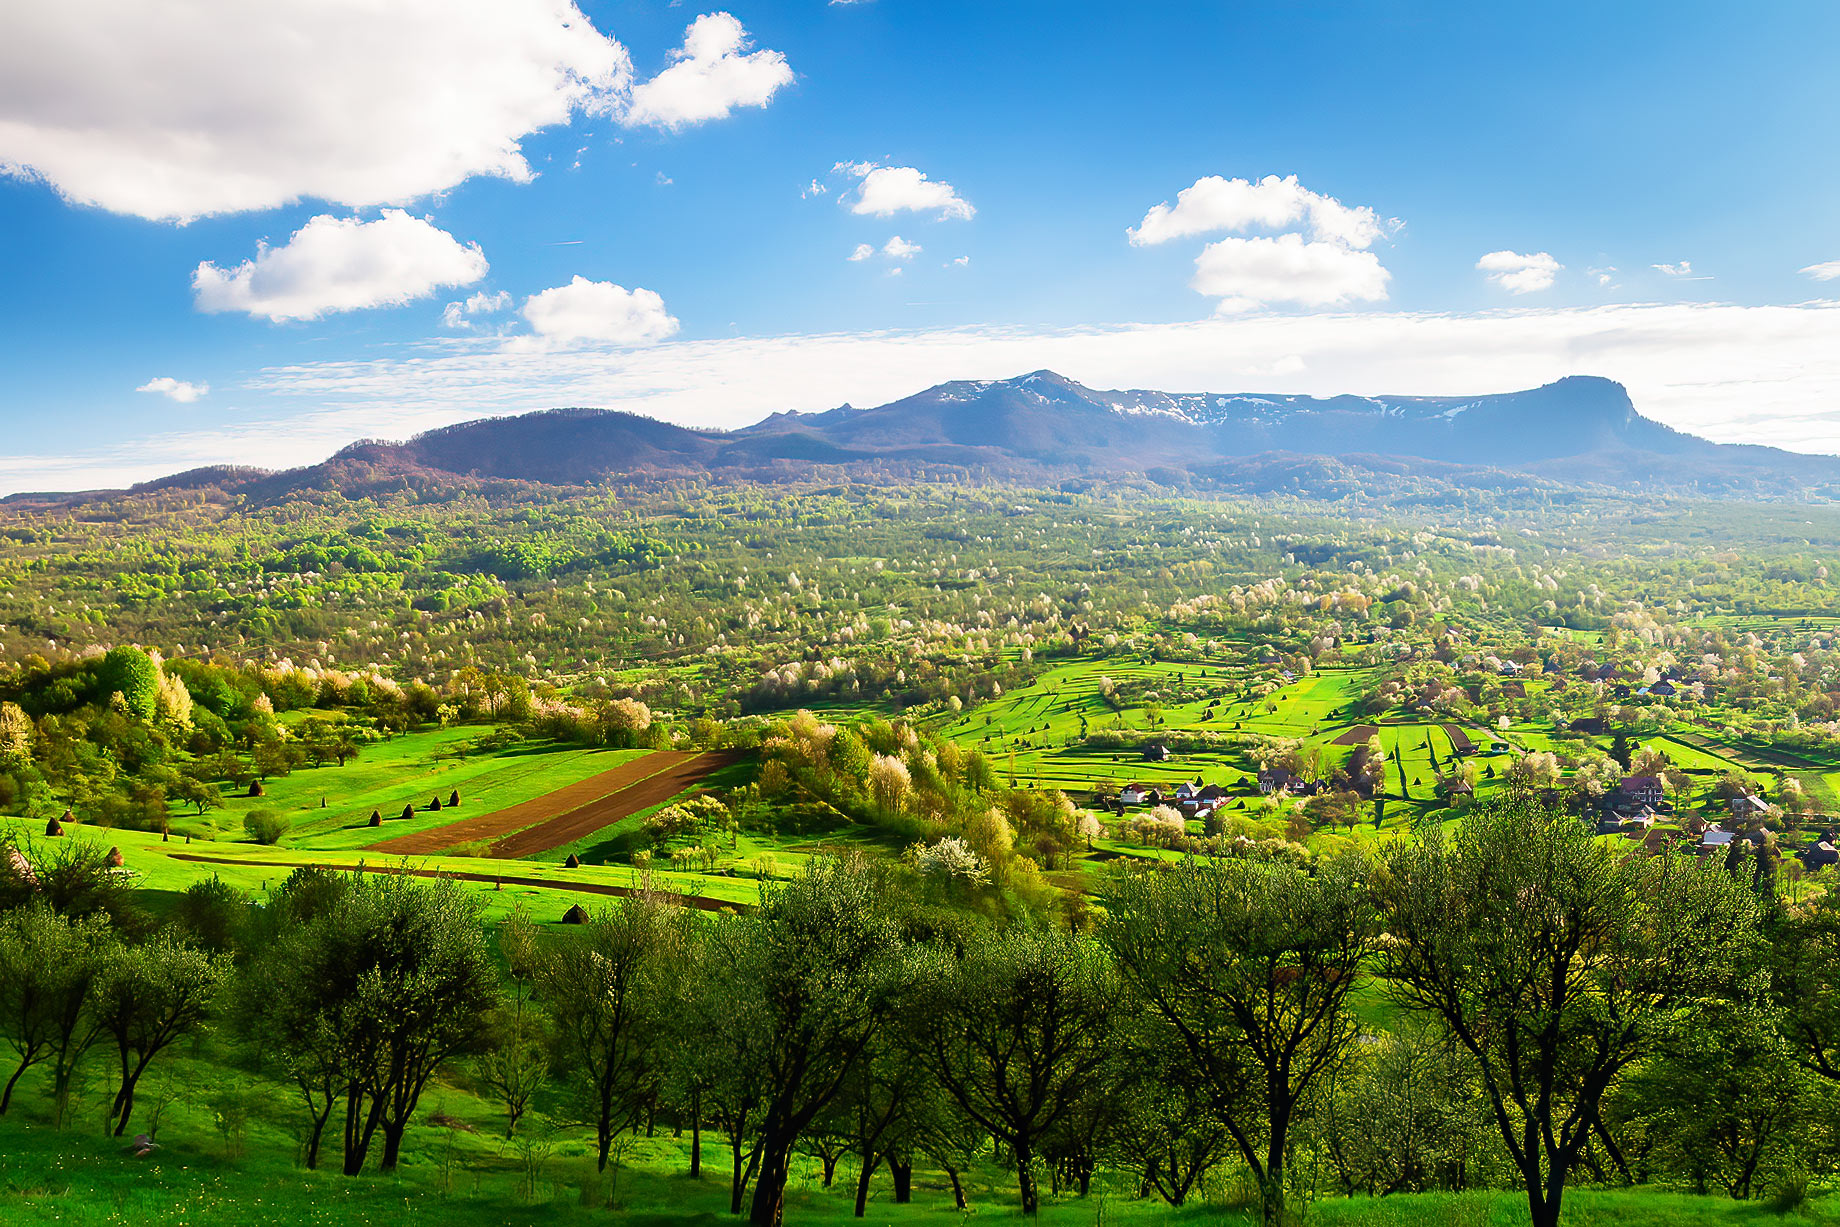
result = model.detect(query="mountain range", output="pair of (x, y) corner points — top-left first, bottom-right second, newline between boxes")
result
(16, 371), (1839, 503)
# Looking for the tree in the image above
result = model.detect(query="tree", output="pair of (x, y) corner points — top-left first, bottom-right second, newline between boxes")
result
(719, 857), (907, 1227)
(1108, 1015), (1233, 1206)
(0, 701), (32, 771)
(99, 647), (160, 721)
(1772, 885), (1840, 1087)
(1104, 853), (1376, 1223)
(1376, 791), (1760, 1227)
(0, 906), (109, 1116)
(241, 871), (496, 1174)
(1608, 999), (1812, 1198)
(236, 870), (354, 1169)
(473, 904), (548, 1139)
(95, 934), (229, 1134)
(836, 1021), (928, 1217)
(676, 920), (773, 1211)
(0, 905), (116, 1124)
(531, 893), (674, 1169)
(1609, 728), (1633, 770)
(243, 809), (291, 845)
(1315, 1017), (1498, 1196)
(913, 928), (1120, 1215)
(344, 874), (498, 1173)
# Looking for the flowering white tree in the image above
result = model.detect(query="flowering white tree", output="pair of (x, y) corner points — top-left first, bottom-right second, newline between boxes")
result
(910, 836), (989, 884)
(868, 753), (912, 814)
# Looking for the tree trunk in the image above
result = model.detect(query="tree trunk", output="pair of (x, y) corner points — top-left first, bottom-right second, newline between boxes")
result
(1259, 1162), (1286, 1226)
(112, 1077), (137, 1136)
(379, 1119), (407, 1173)
(891, 1159), (912, 1203)
(596, 1097), (615, 1172)
(688, 1090), (701, 1179)
(1016, 1145), (1039, 1216)
(52, 1065), (75, 1129)
(946, 1165), (966, 1210)
(854, 1151), (879, 1216)
(1, 1057), (35, 1114)
(729, 1134), (751, 1214)
(749, 1140), (792, 1227)
(305, 1100), (332, 1170)
(343, 1084), (382, 1176)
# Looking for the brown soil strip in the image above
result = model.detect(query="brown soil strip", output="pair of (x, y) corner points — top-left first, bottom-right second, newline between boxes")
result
(486, 750), (743, 859)
(366, 751), (695, 855)
(1332, 725), (1379, 746)
(1443, 724), (1476, 753)
(164, 852), (746, 913)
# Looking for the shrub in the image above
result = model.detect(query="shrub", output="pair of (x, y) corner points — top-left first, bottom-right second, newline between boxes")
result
(175, 875), (248, 951)
(243, 809), (291, 846)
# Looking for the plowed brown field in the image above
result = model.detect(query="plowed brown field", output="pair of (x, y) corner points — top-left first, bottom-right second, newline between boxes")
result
(486, 750), (741, 859)
(367, 751), (729, 857)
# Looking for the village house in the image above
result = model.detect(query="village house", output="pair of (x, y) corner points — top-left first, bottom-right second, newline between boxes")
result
(1731, 793), (1772, 821)
(1142, 742), (1171, 762)
(1257, 767), (1304, 796)
(1614, 775), (1666, 809)
(1802, 841), (1840, 870)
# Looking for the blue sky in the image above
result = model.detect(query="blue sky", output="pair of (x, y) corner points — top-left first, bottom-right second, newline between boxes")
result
(2, 0), (1839, 491)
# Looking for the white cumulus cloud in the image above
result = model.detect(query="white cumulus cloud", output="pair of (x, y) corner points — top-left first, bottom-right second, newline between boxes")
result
(624, 12), (792, 130)
(1477, 250), (1562, 294)
(1804, 260), (1840, 282)
(1192, 235), (1390, 313)
(836, 162), (974, 220)
(442, 289), (514, 329)
(847, 243), (874, 262)
(135, 377), (208, 403)
(881, 236), (921, 260)
(520, 276), (679, 347)
(0, 0), (634, 222)
(193, 211), (489, 322)
(1652, 261), (1695, 277)
(1129, 174), (1390, 249)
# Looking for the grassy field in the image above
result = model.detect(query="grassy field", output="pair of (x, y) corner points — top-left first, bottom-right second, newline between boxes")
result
(925, 659), (1492, 840)
(0, 817), (765, 921)
(188, 725), (654, 851)
(3, 1087), (1834, 1227)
